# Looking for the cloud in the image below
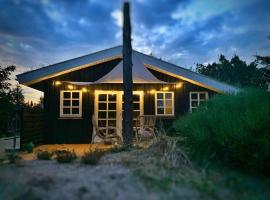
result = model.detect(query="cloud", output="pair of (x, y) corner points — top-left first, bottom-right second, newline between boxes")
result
(171, 0), (254, 24)
(0, 0), (270, 102)
(111, 10), (123, 27)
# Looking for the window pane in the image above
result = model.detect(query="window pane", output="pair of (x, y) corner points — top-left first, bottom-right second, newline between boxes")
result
(63, 108), (70, 114)
(165, 107), (172, 115)
(133, 120), (138, 128)
(108, 111), (116, 118)
(191, 93), (198, 99)
(157, 100), (164, 107)
(108, 94), (116, 101)
(200, 93), (206, 100)
(133, 95), (140, 101)
(63, 92), (71, 98)
(108, 120), (116, 127)
(165, 99), (172, 107)
(108, 103), (116, 110)
(63, 100), (70, 106)
(157, 93), (163, 100)
(98, 120), (106, 127)
(72, 92), (79, 99)
(133, 103), (140, 110)
(133, 111), (140, 118)
(165, 93), (172, 99)
(98, 111), (107, 119)
(192, 101), (198, 107)
(72, 108), (79, 114)
(157, 108), (164, 114)
(98, 103), (106, 110)
(99, 94), (107, 101)
(72, 100), (79, 106)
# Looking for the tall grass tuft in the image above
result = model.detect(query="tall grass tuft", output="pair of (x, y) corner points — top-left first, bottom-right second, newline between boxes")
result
(55, 150), (77, 163)
(173, 88), (270, 174)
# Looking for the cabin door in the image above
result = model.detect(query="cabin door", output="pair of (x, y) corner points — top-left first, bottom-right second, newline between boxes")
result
(94, 91), (121, 139)
(94, 90), (143, 141)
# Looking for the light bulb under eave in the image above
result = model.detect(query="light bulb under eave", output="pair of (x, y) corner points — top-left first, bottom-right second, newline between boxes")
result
(163, 86), (169, 91)
(68, 85), (74, 90)
(82, 88), (87, 92)
(176, 83), (183, 89)
(55, 81), (61, 86)
(150, 89), (156, 94)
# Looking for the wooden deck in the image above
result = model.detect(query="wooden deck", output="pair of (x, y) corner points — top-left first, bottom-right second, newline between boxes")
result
(21, 144), (113, 160)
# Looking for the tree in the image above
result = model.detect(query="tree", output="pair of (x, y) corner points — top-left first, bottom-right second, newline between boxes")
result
(0, 65), (24, 136)
(196, 55), (269, 89)
(255, 36), (270, 89)
(122, 2), (133, 145)
(0, 65), (15, 93)
(9, 85), (24, 105)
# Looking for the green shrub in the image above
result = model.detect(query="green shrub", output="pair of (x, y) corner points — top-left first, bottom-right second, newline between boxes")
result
(25, 142), (34, 153)
(173, 88), (270, 174)
(36, 151), (53, 160)
(55, 150), (77, 163)
(6, 152), (21, 164)
(81, 149), (106, 165)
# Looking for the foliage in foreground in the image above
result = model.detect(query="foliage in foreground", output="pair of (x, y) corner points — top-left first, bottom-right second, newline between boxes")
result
(173, 88), (270, 174)
(6, 152), (21, 164)
(81, 149), (106, 165)
(132, 137), (270, 200)
(36, 151), (53, 160)
(55, 150), (77, 163)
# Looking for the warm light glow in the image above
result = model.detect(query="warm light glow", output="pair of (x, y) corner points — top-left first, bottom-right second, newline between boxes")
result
(163, 86), (169, 91)
(55, 81), (61, 86)
(68, 85), (74, 90)
(150, 89), (156, 94)
(176, 83), (182, 88)
(82, 88), (87, 92)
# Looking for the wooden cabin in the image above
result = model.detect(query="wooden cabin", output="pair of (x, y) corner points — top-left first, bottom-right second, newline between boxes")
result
(17, 46), (237, 144)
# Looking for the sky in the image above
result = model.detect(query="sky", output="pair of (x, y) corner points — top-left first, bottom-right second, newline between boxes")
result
(0, 0), (270, 102)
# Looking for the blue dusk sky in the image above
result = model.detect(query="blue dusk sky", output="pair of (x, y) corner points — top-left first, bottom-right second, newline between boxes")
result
(0, 0), (270, 102)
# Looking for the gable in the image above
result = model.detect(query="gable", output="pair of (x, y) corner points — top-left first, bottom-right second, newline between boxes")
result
(17, 45), (238, 94)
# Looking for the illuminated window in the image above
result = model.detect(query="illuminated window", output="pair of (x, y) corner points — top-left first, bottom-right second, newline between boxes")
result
(155, 92), (174, 116)
(60, 90), (82, 118)
(189, 91), (208, 112)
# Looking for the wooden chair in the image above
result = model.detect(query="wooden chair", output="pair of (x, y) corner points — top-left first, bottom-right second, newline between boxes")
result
(135, 115), (157, 142)
(92, 116), (122, 144)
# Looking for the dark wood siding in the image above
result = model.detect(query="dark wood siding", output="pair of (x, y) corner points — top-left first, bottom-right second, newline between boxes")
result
(33, 59), (216, 144)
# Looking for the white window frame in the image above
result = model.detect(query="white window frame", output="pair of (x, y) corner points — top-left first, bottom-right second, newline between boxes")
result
(189, 91), (208, 112)
(155, 91), (175, 116)
(60, 90), (82, 118)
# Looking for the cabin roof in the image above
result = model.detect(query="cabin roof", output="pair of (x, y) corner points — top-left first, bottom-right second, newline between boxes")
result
(17, 45), (238, 93)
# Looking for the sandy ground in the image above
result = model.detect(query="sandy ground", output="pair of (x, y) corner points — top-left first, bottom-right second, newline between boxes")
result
(0, 147), (199, 200)
(0, 160), (148, 200)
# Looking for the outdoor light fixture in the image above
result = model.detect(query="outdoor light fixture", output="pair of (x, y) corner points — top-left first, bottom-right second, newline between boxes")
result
(176, 83), (182, 88)
(68, 85), (74, 90)
(82, 88), (87, 92)
(55, 81), (61, 86)
(150, 89), (156, 94)
(163, 86), (169, 91)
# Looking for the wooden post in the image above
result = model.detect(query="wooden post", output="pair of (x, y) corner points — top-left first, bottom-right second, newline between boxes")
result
(122, 2), (133, 145)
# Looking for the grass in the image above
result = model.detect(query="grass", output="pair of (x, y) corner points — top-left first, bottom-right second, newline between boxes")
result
(36, 151), (53, 160)
(55, 150), (77, 163)
(81, 149), (106, 165)
(130, 137), (270, 200)
(173, 88), (270, 174)
(6, 152), (21, 164)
